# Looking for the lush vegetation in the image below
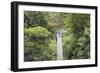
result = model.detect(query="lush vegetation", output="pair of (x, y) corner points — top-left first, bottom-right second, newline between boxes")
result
(24, 11), (90, 61)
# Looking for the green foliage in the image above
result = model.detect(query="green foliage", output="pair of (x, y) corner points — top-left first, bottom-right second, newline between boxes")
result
(64, 13), (90, 37)
(24, 11), (48, 27)
(48, 40), (57, 60)
(25, 26), (51, 38)
(24, 26), (57, 61)
(63, 13), (90, 59)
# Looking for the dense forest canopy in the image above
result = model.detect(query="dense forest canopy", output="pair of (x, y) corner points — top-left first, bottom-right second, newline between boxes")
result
(24, 11), (90, 61)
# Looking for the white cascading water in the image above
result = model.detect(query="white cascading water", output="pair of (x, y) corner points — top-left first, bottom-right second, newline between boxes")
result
(57, 32), (63, 60)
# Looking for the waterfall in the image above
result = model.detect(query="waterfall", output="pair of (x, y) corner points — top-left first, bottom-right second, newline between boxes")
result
(57, 32), (63, 60)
